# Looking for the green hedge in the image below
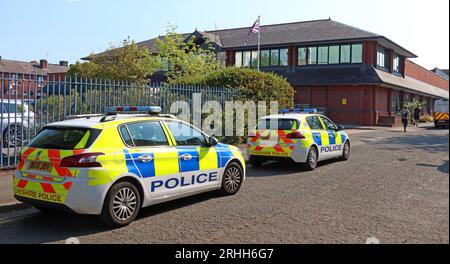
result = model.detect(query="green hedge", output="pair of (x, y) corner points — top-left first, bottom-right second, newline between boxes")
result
(171, 67), (295, 109)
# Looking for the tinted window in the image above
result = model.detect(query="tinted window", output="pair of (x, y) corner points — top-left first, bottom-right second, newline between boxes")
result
(306, 116), (324, 130)
(320, 117), (337, 130)
(119, 126), (134, 146)
(125, 122), (169, 147)
(257, 119), (298, 130)
(29, 127), (101, 150)
(243, 51), (251, 67)
(260, 50), (270, 67)
(279, 49), (288, 66)
(166, 121), (207, 146)
(235, 52), (242, 67)
(308, 47), (317, 64)
(352, 44), (363, 63)
(270, 49), (279, 66)
(298, 47), (307, 66)
(318, 46), (328, 64)
(329, 45), (340, 64)
(340, 45), (351, 63)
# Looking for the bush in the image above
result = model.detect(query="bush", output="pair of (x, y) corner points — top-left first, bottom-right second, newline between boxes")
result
(419, 115), (434, 123)
(171, 67), (295, 109)
(172, 68), (295, 144)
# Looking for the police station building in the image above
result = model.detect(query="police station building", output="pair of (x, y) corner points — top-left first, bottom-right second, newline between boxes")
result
(96, 19), (450, 126)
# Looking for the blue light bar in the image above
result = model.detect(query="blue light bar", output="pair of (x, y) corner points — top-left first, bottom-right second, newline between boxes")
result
(106, 106), (162, 114)
(281, 108), (318, 114)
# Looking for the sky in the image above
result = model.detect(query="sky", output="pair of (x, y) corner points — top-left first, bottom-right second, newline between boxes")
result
(0, 0), (449, 69)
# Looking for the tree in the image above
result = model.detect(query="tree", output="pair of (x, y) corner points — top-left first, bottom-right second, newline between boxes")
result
(154, 25), (221, 82)
(172, 67), (295, 109)
(68, 37), (161, 83)
(404, 98), (426, 124)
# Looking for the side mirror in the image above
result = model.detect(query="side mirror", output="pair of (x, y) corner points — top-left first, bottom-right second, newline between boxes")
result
(209, 136), (219, 146)
(336, 125), (345, 131)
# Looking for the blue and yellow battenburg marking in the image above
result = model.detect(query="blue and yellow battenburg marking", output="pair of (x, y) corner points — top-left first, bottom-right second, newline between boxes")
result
(121, 143), (238, 178)
(312, 131), (347, 147)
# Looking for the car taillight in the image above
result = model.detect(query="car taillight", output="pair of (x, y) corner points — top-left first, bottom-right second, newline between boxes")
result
(60, 153), (105, 168)
(286, 131), (305, 139)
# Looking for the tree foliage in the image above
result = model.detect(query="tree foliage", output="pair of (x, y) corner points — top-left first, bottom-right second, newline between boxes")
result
(172, 67), (295, 109)
(68, 37), (160, 83)
(68, 25), (220, 83)
(155, 25), (221, 82)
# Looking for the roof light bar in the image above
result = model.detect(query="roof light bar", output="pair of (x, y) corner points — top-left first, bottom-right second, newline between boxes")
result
(281, 108), (318, 114)
(106, 106), (162, 114)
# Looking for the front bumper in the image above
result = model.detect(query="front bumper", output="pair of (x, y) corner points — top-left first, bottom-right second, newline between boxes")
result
(13, 170), (109, 215)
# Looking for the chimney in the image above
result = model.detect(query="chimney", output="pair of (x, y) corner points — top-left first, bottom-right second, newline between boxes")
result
(59, 60), (69, 67)
(40, 59), (48, 69)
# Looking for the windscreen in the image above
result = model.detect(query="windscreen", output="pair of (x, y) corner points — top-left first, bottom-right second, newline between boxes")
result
(257, 119), (299, 130)
(28, 127), (101, 150)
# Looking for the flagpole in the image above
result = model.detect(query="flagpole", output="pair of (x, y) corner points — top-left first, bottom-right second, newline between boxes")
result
(257, 16), (261, 71)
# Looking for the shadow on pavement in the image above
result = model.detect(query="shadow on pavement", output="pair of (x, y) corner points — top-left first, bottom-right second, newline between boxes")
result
(416, 160), (449, 174)
(0, 191), (224, 244)
(246, 159), (337, 178)
(373, 134), (449, 154)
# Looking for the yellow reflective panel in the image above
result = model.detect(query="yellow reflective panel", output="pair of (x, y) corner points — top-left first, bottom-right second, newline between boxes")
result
(335, 132), (343, 145)
(320, 131), (330, 146)
(198, 147), (218, 170)
(154, 149), (179, 176)
(74, 130), (91, 149)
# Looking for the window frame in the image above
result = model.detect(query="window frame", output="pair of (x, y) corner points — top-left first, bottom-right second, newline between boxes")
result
(305, 116), (325, 130)
(118, 120), (170, 148)
(297, 42), (363, 66)
(164, 120), (210, 147)
(377, 45), (387, 69)
(319, 116), (338, 131)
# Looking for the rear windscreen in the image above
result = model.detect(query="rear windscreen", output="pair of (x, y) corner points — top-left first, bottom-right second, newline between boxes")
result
(257, 119), (299, 130)
(28, 127), (102, 150)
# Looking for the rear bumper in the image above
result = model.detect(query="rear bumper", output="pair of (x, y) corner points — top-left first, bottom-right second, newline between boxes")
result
(435, 120), (449, 126)
(249, 147), (309, 163)
(13, 170), (109, 215)
(14, 195), (76, 214)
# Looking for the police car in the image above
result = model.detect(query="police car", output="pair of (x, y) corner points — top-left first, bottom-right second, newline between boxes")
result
(247, 109), (350, 170)
(13, 106), (245, 227)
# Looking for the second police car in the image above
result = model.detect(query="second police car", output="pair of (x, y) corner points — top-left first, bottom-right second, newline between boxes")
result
(13, 106), (246, 227)
(248, 109), (351, 170)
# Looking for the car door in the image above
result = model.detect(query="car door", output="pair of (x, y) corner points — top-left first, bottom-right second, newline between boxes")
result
(305, 115), (332, 160)
(319, 116), (344, 158)
(164, 120), (220, 194)
(119, 121), (181, 199)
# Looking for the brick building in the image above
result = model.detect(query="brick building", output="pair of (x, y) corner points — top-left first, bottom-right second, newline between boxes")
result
(88, 19), (450, 126)
(0, 58), (69, 99)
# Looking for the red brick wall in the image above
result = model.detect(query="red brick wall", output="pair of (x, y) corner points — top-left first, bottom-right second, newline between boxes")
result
(363, 41), (377, 65)
(0, 72), (67, 99)
(405, 60), (449, 91)
(295, 85), (390, 126)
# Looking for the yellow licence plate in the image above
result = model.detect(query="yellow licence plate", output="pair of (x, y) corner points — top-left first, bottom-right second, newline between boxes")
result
(28, 161), (53, 172)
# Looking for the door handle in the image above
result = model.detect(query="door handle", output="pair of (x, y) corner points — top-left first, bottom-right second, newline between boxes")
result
(180, 153), (192, 161)
(137, 155), (153, 163)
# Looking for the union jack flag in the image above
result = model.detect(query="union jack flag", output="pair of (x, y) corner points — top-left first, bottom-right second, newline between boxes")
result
(245, 17), (260, 45)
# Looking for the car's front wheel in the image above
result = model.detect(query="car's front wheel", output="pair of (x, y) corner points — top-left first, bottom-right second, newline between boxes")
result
(220, 161), (244, 195)
(100, 181), (141, 228)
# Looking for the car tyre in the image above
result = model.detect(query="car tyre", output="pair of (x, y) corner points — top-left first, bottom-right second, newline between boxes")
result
(100, 181), (141, 228)
(303, 146), (318, 171)
(339, 141), (351, 161)
(220, 161), (244, 195)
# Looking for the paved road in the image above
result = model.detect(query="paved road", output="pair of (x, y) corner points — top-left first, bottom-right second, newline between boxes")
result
(0, 127), (448, 244)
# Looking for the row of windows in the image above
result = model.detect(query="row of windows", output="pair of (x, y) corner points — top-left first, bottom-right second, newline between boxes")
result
(298, 44), (363, 65)
(377, 45), (403, 75)
(235, 48), (288, 68)
(235, 43), (363, 68)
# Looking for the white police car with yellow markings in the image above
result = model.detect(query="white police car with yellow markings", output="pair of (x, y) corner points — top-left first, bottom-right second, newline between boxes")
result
(248, 109), (350, 170)
(13, 106), (245, 227)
